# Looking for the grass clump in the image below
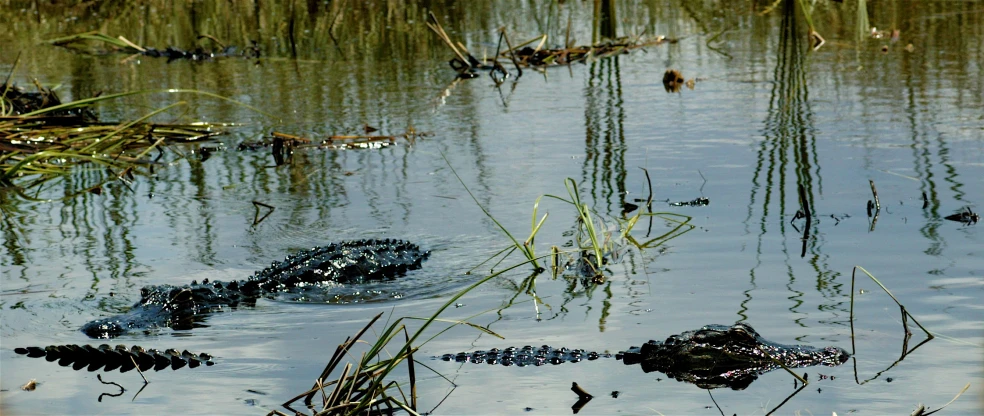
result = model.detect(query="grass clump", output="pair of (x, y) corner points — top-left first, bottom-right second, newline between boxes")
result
(274, 258), (560, 416)
(1, 73), (268, 199)
(275, 165), (700, 414)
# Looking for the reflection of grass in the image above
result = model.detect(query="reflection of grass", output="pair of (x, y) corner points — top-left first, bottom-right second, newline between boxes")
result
(760, 0), (827, 50)
(1, 83), (271, 200)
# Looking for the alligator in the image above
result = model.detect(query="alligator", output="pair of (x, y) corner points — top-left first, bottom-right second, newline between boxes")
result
(14, 344), (214, 372)
(50, 36), (261, 62)
(439, 323), (849, 390)
(81, 239), (428, 339)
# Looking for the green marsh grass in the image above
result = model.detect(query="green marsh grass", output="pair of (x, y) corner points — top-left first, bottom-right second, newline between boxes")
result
(281, 169), (699, 414)
(278, 257), (568, 416)
(1, 85), (273, 200)
(441, 151), (545, 270)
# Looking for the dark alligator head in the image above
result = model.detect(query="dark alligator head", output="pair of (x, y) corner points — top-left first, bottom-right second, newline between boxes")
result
(82, 239), (428, 338)
(617, 323), (850, 390)
(439, 323), (849, 390)
(81, 283), (252, 338)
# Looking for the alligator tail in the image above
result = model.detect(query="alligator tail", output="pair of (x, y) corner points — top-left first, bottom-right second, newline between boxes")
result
(15, 344), (214, 372)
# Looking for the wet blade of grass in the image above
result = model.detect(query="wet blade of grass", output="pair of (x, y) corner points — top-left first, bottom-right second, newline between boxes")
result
(2, 86), (274, 195)
(851, 266), (933, 339)
(623, 212), (695, 249)
(566, 178), (605, 270)
(754, 345), (808, 385)
(441, 151), (540, 268)
(45, 31), (135, 49)
(540, 178), (617, 272)
(78, 102), (184, 154)
(526, 195), (548, 252)
(404, 317), (503, 339)
(290, 254), (546, 415)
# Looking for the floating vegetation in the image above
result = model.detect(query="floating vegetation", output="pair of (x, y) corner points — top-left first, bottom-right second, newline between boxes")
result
(662, 69), (685, 92)
(661, 69), (700, 93)
(277, 275), (510, 415)
(45, 31), (260, 62)
(1, 86), (221, 198)
(427, 12), (676, 80)
(20, 379), (37, 391)
(1, 77), (267, 199)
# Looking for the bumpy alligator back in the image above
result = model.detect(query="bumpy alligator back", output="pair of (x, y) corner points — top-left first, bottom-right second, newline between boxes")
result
(438, 324), (849, 390)
(249, 239), (430, 290)
(440, 346), (613, 367)
(81, 239), (429, 338)
(15, 344), (214, 372)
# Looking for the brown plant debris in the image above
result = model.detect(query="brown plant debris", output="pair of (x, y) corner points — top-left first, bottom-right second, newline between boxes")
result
(427, 13), (675, 79)
(20, 379), (37, 391)
(663, 69), (685, 92)
(1, 83), (223, 194)
(0, 82), (221, 198)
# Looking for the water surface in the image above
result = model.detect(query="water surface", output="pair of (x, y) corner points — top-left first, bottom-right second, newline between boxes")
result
(2, 1), (982, 414)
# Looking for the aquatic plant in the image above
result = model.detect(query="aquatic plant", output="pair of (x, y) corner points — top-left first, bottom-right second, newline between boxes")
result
(427, 11), (676, 80)
(276, 259), (563, 416)
(1, 69), (270, 200)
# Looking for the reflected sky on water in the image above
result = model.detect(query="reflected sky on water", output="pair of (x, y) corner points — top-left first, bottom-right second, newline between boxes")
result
(1, 1), (982, 414)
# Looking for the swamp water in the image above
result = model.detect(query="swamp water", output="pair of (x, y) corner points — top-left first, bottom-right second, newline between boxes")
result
(1, 1), (982, 414)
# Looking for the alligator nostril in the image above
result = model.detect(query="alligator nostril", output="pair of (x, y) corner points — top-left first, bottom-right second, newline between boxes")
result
(81, 320), (126, 339)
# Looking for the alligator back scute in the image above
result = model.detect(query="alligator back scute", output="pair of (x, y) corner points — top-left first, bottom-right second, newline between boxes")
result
(253, 239), (429, 288)
(80, 239), (429, 338)
(439, 346), (612, 367)
(439, 323), (849, 391)
(14, 344), (214, 373)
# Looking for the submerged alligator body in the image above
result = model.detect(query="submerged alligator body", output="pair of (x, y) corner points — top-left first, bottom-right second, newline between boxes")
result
(82, 239), (428, 339)
(440, 323), (849, 390)
(15, 344), (214, 372)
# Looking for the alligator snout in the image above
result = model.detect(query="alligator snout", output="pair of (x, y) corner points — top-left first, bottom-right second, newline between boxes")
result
(81, 304), (173, 338)
(80, 318), (129, 339)
(823, 346), (851, 365)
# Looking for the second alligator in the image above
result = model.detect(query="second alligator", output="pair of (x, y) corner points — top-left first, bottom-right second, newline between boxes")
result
(440, 323), (849, 390)
(82, 239), (429, 338)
